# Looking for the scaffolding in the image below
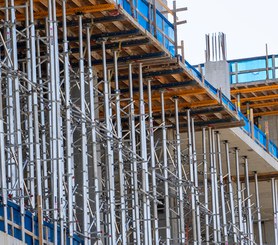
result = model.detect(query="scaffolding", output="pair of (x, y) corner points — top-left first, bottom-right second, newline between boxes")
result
(0, 0), (277, 245)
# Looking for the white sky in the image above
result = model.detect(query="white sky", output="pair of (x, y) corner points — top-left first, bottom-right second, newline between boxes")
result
(176, 0), (278, 65)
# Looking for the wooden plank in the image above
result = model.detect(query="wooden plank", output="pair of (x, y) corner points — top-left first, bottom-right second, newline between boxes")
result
(231, 93), (278, 103)
(231, 84), (278, 94)
(156, 0), (174, 16)
(253, 110), (278, 117)
(16, 3), (116, 21)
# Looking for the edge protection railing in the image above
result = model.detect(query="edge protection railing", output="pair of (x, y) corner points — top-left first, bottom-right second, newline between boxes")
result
(118, 0), (175, 55)
(184, 61), (278, 159)
(0, 197), (83, 244)
(230, 54), (278, 84)
(117, 0), (278, 159)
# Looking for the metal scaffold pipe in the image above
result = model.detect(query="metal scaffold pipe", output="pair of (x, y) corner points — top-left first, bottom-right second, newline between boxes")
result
(114, 50), (127, 244)
(0, 46), (8, 234)
(254, 172), (263, 245)
(11, 0), (25, 242)
(148, 80), (159, 244)
(161, 90), (171, 245)
(174, 97), (186, 244)
(187, 109), (197, 244)
(272, 178), (278, 245)
(212, 130), (221, 243)
(139, 63), (152, 245)
(216, 132), (228, 244)
(102, 40), (116, 245)
(235, 148), (244, 244)
(128, 63), (141, 245)
(87, 25), (101, 241)
(224, 141), (237, 243)
(79, 14), (90, 245)
(191, 117), (201, 243)
(208, 127), (217, 243)
(63, 0), (74, 243)
(243, 157), (254, 243)
(202, 128), (209, 245)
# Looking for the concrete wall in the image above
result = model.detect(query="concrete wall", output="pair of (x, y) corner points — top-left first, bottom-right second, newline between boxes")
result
(0, 232), (26, 245)
(204, 61), (231, 99)
(259, 115), (278, 146)
(253, 220), (275, 245)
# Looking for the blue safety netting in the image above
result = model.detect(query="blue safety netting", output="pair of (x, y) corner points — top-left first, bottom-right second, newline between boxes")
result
(0, 198), (83, 245)
(117, 0), (278, 159)
(184, 60), (278, 159)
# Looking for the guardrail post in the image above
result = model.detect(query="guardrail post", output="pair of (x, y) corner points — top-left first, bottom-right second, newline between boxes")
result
(173, 1), (187, 56)
(152, 0), (157, 38)
(250, 108), (254, 139)
(265, 121), (269, 152)
(236, 93), (241, 111)
(266, 43), (269, 80)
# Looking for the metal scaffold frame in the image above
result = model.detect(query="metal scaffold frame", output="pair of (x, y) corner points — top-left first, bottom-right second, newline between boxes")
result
(0, 1), (275, 245)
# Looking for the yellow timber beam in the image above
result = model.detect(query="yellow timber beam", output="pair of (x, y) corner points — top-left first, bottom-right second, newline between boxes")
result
(232, 171), (278, 183)
(231, 94), (278, 103)
(151, 99), (218, 113)
(253, 110), (278, 117)
(241, 101), (278, 110)
(231, 84), (278, 94)
(16, 3), (116, 21)
(136, 88), (206, 100)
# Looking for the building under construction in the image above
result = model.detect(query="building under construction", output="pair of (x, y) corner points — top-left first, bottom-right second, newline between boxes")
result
(0, 0), (278, 244)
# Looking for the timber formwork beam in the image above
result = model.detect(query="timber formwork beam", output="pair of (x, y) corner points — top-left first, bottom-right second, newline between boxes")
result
(235, 171), (278, 182)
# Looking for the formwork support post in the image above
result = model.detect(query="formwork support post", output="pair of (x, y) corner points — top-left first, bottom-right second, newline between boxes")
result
(148, 80), (159, 243)
(202, 128), (210, 245)
(235, 148), (244, 244)
(129, 64), (141, 244)
(174, 97), (186, 243)
(208, 128), (218, 243)
(254, 172), (263, 245)
(161, 90), (171, 245)
(187, 110), (197, 244)
(191, 118), (201, 243)
(102, 40), (116, 245)
(63, 1), (74, 243)
(79, 14), (90, 244)
(243, 157), (254, 243)
(224, 141), (237, 243)
(216, 132), (228, 244)
(114, 50), (127, 244)
(271, 178), (278, 245)
(87, 26), (101, 240)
